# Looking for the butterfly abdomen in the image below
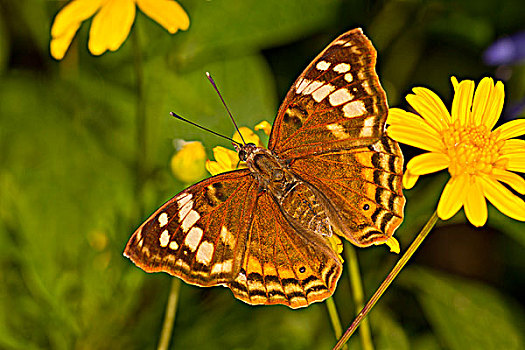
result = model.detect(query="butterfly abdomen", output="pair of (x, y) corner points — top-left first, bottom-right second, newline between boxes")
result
(277, 181), (333, 238)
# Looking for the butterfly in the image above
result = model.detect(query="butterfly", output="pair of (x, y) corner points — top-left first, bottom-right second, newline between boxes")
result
(124, 28), (405, 309)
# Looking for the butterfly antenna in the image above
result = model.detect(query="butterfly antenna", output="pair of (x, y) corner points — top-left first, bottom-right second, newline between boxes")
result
(206, 72), (247, 145)
(169, 112), (243, 147)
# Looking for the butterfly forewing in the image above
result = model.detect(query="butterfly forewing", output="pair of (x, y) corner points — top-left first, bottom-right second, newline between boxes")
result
(124, 170), (257, 286)
(269, 28), (388, 159)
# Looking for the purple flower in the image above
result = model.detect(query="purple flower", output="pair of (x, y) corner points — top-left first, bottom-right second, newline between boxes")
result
(483, 31), (525, 66)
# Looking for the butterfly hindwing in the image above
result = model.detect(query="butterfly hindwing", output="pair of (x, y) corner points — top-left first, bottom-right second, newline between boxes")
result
(290, 136), (405, 247)
(269, 28), (388, 159)
(228, 191), (342, 308)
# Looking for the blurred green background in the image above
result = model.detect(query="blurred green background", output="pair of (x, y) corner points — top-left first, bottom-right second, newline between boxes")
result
(1, 0), (524, 349)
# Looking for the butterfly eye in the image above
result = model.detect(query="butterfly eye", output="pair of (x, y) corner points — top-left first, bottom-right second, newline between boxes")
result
(247, 142), (256, 147)
(238, 150), (247, 161)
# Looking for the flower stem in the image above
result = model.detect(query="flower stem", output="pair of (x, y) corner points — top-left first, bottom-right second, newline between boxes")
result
(132, 27), (147, 218)
(333, 210), (439, 350)
(157, 278), (181, 350)
(326, 297), (347, 350)
(345, 243), (374, 350)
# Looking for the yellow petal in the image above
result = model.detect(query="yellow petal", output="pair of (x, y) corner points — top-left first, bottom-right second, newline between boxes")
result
(51, 0), (103, 38)
(170, 141), (206, 184)
(494, 119), (525, 141)
(504, 154), (525, 173)
(451, 76), (459, 91)
(471, 77), (492, 126)
(386, 125), (443, 152)
(50, 24), (81, 60)
(500, 139), (525, 155)
(492, 168), (525, 194)
(255, 120), (272, 136)
(136, 0), (190, 33)
(451, 78), (474, 124)
(50, 0), (104, 60)
(385, 236), (400, 254)
(403, 171), (419, 189)
(464, 177), (487, 227)
(484, 80), (504, 130)
(406, 152), (449, 176)
(479, 176), (525, 221)
(233, 127), (261, 147)
(387, 109), (442, 139)
(406, 87), (450, 131)
(213, 146), (237, 169)
(327, 235), (343, 263)
(88, 0), (136, 55)
(205, 160), (223, 176)
(437, 175), (468, 220)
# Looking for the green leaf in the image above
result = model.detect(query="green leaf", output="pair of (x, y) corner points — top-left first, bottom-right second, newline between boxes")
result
(401, 267), (525, 350)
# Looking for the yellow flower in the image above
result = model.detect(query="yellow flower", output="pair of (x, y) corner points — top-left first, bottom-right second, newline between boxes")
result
(50, 0), (189, 60)
(170, 140), (206, 184)
(206, 123), (269, 176)
(387, 77), (525, 226)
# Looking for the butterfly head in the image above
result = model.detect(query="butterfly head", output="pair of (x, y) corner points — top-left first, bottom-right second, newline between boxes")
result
(234, 142), (258, 162)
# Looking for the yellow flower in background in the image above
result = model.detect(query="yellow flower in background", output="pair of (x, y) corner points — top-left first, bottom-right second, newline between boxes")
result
(170, 141), (206, 184)
(206, 123), (270, 176)
(387, 77), (525, 227)
(50, 0), (190, 60)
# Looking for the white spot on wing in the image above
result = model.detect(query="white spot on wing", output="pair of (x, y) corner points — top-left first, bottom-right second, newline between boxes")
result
(344, 73), (353, 82)
(333, 63), (350, 73)
(182, 210), (200, 232)
(360, 117), (376, 137)
(329, 88), (353, 106)
(220, 226), (235, 247)
(176, 193), (192, 208)
(184, 226), (203, 252)
(196, 241), (214, 265)
(326, 123), (348, 139)
(169, 241), (179, 250)
(178, 199), (193, 222)
(302, 80), (323, 95)
(312, 84), (335, 102)
(343, 100), (366, 118)
(159, 230), (170, 247)
(296, 78), (311, 94)
(316, 60), (331, 71)
(158, 212), (168, 227)
(362, 80), (373, 95)
(211, 259), (233, 274)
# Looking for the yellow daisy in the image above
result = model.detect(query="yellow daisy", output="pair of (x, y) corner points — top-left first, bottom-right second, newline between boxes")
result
(387, 77), (525, 227)
(206, 122), (270, 176)
(50, 0), (190, 60)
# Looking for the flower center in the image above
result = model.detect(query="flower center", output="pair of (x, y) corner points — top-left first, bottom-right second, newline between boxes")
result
(442, 121), (505, 176)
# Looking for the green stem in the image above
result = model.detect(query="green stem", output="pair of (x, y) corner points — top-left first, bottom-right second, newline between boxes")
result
(157, 279), (181, 350)
(132, 27), (147, 218)
(345, 244), (374, 350)
(326, 297), (343, 342)
(333, 210), (439, 350)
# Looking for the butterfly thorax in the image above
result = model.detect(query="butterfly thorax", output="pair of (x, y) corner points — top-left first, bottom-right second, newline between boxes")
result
(236, 143), (334, 238)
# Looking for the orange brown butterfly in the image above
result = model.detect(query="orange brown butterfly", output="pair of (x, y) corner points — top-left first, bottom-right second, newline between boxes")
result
(124, 28), (405, 308)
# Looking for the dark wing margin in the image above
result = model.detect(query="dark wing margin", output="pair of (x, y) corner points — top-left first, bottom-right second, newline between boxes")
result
(268, 28), (388, 159)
